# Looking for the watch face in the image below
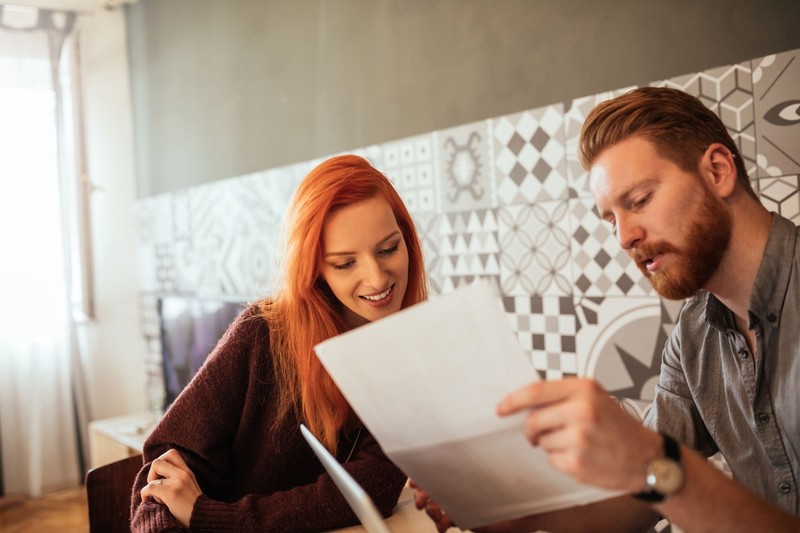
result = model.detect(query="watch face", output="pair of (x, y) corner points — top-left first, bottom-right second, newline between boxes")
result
(647, 457), (685, 495)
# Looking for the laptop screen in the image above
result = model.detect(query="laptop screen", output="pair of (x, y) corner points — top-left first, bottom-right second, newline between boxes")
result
(300, 424), (391, 533)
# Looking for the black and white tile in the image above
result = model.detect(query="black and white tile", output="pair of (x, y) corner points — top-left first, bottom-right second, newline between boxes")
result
(752, 49), (800, 178)
(503, 295), (578, 380)
(436, 120), (496, 213)
(758, 175), (800, 223)
(563, 87), (637, 199)
(655, 62), (757, 178)
(497, 201), (572, 296)
(569, 198), (654, 297)
(382, 134), (438, 215)
(493, 104), (567, 205)
(437, 208), (501, 293)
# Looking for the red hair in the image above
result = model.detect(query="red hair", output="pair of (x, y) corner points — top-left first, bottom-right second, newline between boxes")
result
(260, 154), (427, 452)
(579, 87), (756, 200)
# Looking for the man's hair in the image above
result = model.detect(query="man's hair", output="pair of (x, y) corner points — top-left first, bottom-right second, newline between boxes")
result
(579, 87), (756, 199)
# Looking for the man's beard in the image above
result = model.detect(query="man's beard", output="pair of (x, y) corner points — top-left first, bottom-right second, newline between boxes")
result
(630, 185), (732, 300)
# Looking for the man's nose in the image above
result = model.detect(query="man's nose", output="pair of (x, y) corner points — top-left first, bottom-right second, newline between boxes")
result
(616, 214), (644, 250)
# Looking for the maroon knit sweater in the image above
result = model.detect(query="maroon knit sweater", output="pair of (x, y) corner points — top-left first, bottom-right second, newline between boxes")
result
(130, 304), (407, 532)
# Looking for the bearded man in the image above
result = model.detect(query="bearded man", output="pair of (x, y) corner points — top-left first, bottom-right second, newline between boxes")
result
(416, 87), (800, 532)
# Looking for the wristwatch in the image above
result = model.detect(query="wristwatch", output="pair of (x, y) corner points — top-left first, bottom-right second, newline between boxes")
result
(633, 433), (684, 502)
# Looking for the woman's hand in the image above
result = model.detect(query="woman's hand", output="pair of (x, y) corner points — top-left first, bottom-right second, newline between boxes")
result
(139, 448), (204, 527)
(409, 479), (457, 532)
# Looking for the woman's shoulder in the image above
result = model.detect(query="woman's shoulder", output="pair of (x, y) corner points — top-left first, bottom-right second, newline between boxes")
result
(226, 301), (271, 336)
(202, 301), (272, 367)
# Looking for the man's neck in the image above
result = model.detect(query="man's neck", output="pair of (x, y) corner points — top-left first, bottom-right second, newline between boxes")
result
(704, 204), (773, 324)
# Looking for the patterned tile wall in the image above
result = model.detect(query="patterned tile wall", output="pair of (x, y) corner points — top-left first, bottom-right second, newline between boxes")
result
(135, 47), (800, 427)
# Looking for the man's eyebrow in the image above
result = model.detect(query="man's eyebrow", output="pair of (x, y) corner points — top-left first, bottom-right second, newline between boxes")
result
(599, 178), (659, 218)
(323, 230), (401, 258)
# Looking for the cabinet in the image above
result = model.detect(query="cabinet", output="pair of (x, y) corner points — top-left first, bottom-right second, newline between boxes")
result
(88, 411), (162, 469)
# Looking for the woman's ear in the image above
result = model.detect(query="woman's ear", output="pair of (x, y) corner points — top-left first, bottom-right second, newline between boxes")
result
(701, 143), (737, 199)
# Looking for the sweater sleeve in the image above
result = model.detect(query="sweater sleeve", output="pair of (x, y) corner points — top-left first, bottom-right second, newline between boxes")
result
(130, 305), (407, 532)
(187, 430), (407, 532)
(130, 306), (255, 533)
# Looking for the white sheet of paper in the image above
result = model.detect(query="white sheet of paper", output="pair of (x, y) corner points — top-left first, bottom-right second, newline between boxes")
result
(315, 280), (618, 529)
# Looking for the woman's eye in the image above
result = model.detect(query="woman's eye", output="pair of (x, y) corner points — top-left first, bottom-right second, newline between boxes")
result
(379, 244), (399, 256)
(332, 260), (354, 271)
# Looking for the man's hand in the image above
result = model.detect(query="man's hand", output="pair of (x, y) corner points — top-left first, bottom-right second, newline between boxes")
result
(140, 448), (204, 527)
(497, 377), (662, 492)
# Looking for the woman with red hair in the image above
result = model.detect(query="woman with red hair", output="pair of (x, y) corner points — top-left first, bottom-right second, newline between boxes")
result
(130, 154), (428, 532)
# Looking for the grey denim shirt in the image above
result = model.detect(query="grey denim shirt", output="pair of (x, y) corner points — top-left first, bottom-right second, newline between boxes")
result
(645, 213), (800, 514)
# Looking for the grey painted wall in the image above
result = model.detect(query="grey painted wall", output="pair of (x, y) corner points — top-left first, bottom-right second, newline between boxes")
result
(127, 0), (800, 198)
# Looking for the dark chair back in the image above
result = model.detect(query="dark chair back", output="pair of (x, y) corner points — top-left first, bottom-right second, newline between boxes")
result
(85, 454), (143, 533)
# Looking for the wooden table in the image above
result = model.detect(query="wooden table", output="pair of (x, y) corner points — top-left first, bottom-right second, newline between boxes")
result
(329, 484), (442, 532)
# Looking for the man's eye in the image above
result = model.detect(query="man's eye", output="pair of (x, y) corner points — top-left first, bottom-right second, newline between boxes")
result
(631, 194), (651, 209)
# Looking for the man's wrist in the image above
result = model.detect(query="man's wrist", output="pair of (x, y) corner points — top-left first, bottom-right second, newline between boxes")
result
(633, 433), (684, 502)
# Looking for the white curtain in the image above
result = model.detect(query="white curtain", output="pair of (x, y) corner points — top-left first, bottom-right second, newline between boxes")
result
(0, 5), (88, 497)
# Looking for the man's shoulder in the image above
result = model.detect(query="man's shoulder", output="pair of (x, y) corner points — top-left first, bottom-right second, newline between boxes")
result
(678, 292), (709, 319)
(671, 292), (718, 337)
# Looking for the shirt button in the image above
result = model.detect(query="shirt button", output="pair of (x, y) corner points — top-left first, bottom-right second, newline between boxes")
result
(757, 413), (770, 424)
(738, 349), (748, 358)
(768, 313), (777, 323)
(779, 482), (791, 494)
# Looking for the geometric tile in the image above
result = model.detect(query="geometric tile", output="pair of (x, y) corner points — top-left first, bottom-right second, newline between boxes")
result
(758, 175), (800, 223)
(494, 104), (568, 205)
(186, 171), (289, 298)
(502, 295), (578, 381)
(354, 144), (386, 172)
(654, 62), (757, 179)
(437, 208), (500, 293)
(497, 201), (572, 296)
(136, 195), (173, 293)
(563, 87), (637, 199)
(436, 120), (495, 213)
(752, 49), (800, 177)
(413, 212), (443, 296)
(569, 198), (655, 297)
(575, 295), (663, 402)
(138, 292), (166, 412)
(381, 133), (438, 215)
(154, 242), (177, 294)
(136, 194), (174, 245)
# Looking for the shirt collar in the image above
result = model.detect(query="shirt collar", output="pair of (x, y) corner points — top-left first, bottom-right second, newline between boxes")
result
(704, 213), (797, 332)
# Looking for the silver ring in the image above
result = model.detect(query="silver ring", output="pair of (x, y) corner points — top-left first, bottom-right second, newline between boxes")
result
(153, 478), (163, 486)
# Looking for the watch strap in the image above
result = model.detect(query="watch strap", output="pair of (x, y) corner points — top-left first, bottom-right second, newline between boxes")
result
(633, 432), (681, 502)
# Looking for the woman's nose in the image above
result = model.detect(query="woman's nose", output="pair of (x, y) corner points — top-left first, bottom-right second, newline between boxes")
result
(363, 257), (389, 288)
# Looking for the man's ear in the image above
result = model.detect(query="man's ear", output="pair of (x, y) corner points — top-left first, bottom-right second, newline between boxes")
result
(700, 143), (737, 199)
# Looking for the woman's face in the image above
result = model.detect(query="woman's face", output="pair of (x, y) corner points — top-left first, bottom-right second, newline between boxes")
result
(318, 196), (409, 328)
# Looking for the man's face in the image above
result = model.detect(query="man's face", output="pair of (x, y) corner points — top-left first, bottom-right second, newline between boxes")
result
(589, 136), (732, 300)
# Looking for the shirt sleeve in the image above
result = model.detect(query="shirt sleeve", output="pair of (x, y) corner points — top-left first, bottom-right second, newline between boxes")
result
(644, 300), (718, 458)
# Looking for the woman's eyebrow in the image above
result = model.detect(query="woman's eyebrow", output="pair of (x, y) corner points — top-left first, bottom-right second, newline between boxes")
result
(323, 230), (401, 258)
